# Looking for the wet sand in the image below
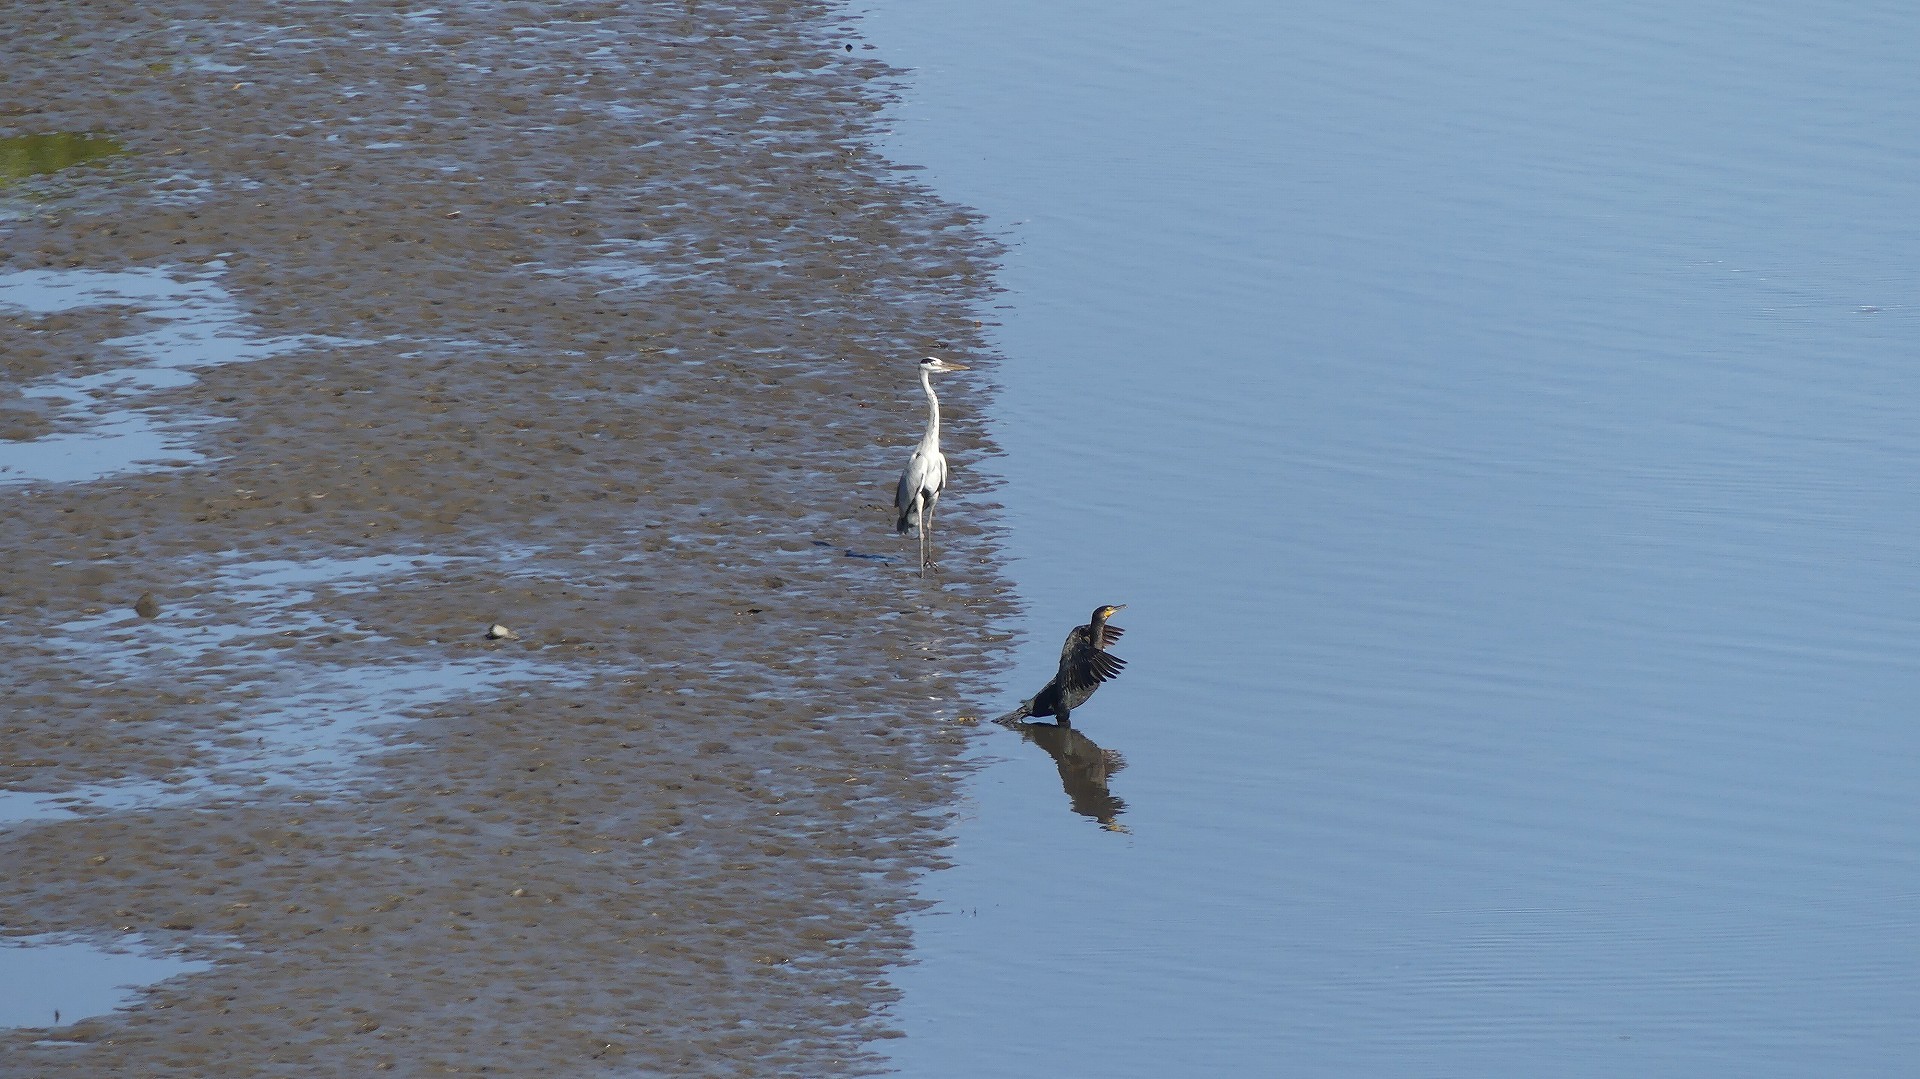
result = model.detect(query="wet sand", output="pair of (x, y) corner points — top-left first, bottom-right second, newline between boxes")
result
(0, 2), (1012, 1074)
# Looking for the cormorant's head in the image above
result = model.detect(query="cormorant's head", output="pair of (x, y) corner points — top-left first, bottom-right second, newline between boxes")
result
(919, 355), (969, 374)
(1090, 603), (1126, 624)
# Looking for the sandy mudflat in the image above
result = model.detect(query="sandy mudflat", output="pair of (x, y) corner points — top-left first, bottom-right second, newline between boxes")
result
(0, 2), (1013, 1074)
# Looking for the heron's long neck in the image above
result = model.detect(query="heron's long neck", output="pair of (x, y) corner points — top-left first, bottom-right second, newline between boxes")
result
(919, 369), (941, 448)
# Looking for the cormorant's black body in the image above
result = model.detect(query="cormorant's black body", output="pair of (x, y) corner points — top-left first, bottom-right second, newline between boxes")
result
(1006, 605), (1127, 726)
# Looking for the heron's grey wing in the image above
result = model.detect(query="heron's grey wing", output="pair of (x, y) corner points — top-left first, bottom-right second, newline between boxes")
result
(904, 448), (946, 506)
(901, 448), (939, 498)
(894, 463), (915, 516)
(897, 447), (932, 528)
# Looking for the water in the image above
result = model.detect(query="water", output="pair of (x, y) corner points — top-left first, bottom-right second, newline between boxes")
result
(0, 266), (334, 486)
(0, 935), (210, 1032)
(867, 0), (1920, 1074)
(3, 547), (574, 831)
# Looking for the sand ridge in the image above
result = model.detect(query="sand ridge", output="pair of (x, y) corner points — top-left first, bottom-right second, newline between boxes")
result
(0, 1), (1015, 1074)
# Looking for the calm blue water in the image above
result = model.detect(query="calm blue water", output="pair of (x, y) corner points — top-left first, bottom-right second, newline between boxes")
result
(866, 0), (1920, 1074)
(0, 936), (209, 1031)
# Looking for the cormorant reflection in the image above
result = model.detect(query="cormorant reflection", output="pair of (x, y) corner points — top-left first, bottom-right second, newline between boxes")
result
(995, 716), (1129, 831)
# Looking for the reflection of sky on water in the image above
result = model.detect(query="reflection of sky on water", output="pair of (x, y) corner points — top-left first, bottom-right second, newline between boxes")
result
(0, 935), (213, 1033)
(3, 546), (573, 830)
(0, 266), (336, 486)
(540, 237), (664, 295)
(871, 0), (1920, 1075)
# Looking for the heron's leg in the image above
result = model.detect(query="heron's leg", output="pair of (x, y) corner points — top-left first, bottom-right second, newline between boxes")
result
(924, 499), (937, 570)
(916, 494), (929, 577)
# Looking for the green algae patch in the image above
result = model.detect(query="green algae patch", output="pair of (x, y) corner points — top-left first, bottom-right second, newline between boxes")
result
(0, 131), (123, 185)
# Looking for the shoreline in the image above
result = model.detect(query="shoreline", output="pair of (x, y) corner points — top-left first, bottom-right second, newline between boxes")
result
(0, 2), (1014, 1073)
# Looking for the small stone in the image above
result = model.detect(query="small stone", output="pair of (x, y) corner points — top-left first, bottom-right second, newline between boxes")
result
(133, 591), (160, 619)
(485, 623), (518, 640)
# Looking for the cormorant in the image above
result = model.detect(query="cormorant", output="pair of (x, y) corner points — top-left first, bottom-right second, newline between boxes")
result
(998, 604), (1128, 726)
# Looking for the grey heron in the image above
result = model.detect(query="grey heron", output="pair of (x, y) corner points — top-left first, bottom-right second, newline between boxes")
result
(997, 604), (1128, 726)
(893, 355), (969, 575)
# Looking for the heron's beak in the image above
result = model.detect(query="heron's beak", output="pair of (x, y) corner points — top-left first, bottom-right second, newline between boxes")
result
(940, 361), (970, 371)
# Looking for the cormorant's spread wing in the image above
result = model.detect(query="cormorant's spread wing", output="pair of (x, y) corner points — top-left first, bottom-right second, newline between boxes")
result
(1059, 627), (1127, 695)
(1098, 624), (1125, 644)
(1088, 650), (1127, 683)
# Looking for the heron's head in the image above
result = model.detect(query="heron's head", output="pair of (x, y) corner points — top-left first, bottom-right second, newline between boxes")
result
(920, 355), (969, 374)
(1091, 603), (1126, 624)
